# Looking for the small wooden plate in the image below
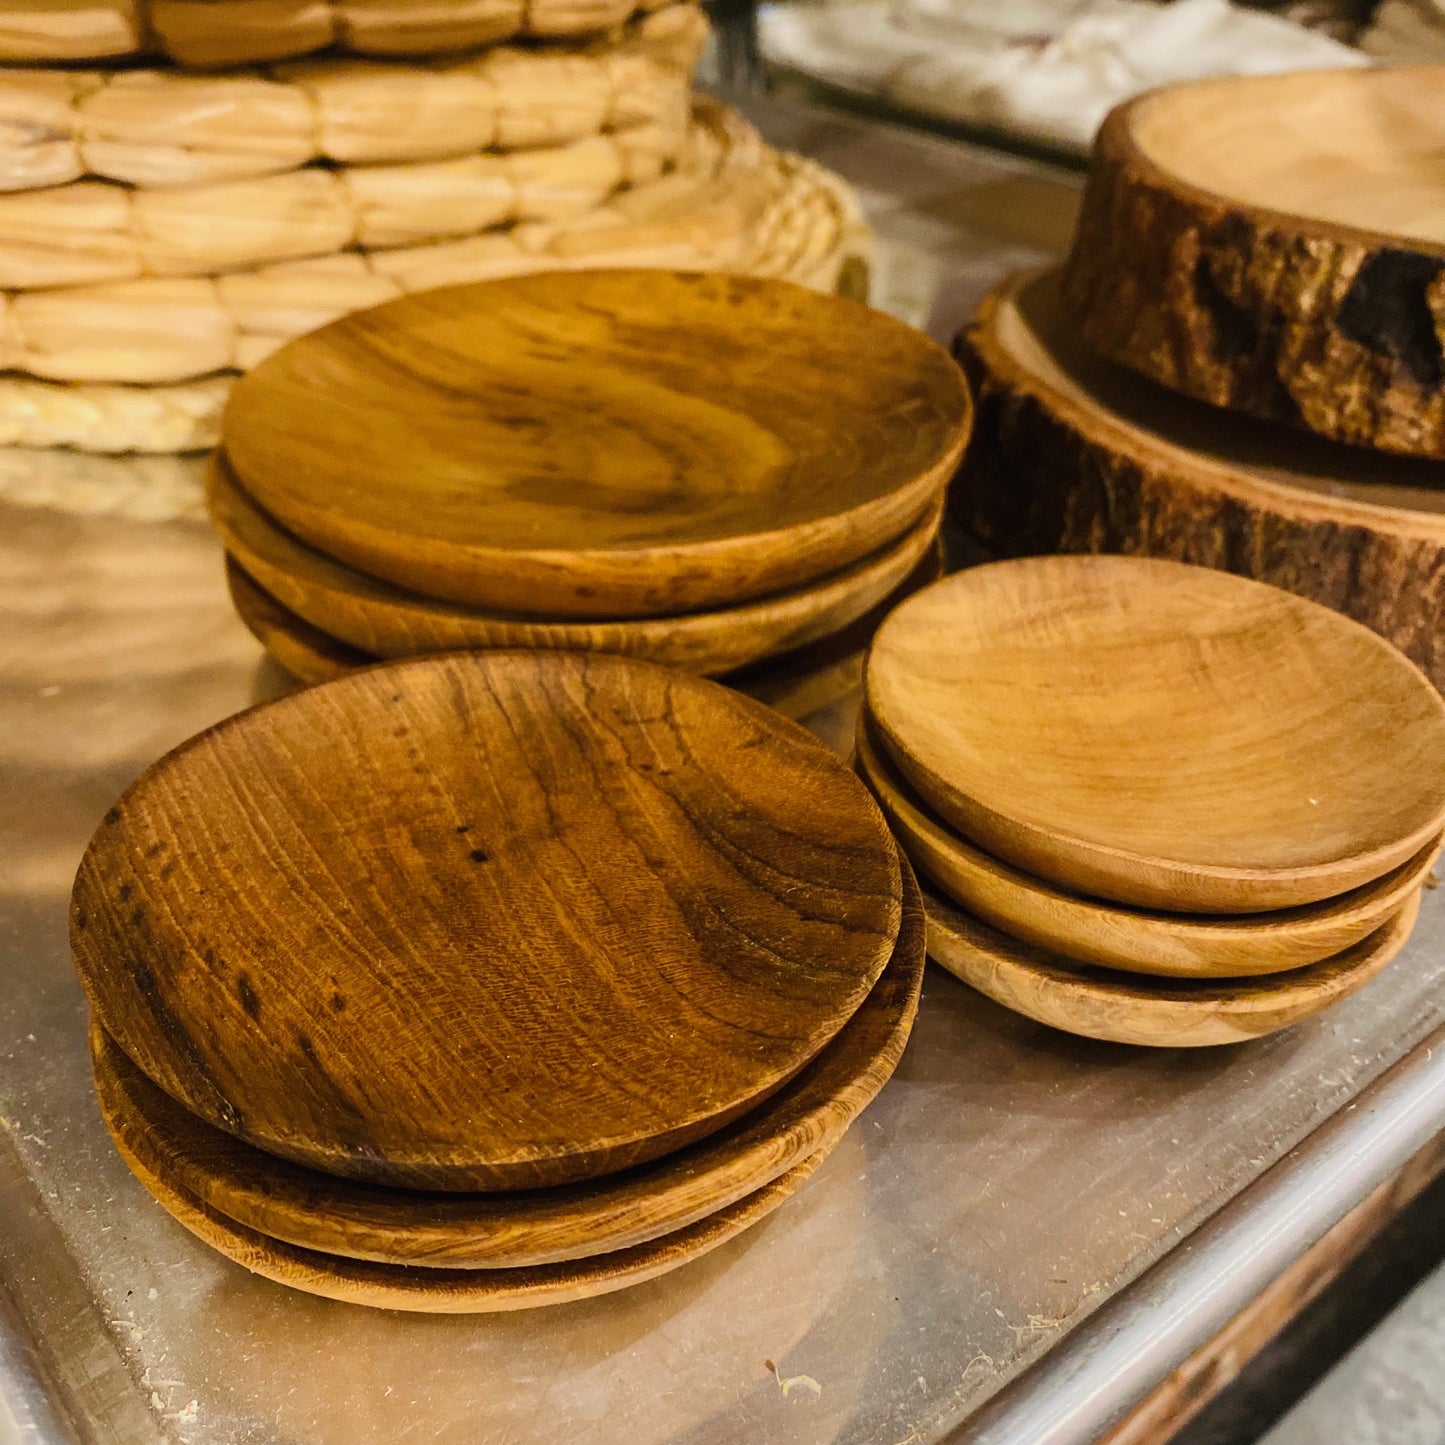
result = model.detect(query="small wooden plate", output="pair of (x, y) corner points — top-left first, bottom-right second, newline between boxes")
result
(226, 558), (371, 686)
(924, 885), (1422, 1048)
(107, 1112), (826, 1314)
(856, 715), (1442, 978)
(222, 269), (970, 618)
(866, 556), (1445, 913)
(88, 857), (924, 1268)
(208, 453), (945, 676)
(72, 650), (902, 1191)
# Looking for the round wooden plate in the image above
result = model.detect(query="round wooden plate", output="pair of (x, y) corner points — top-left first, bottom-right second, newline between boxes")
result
(924, 884), (1422, 1048)
(207, 452), (946, 675)
(1062, 66), (1445, 459)
(866, 556), (1445, 914)
(226, 558), (371, 686)
(72, 650), (902, 1191)
(88, 855), (924, 1268)
(952, 267), (1445, 691)
(856, 715), (1442, 979)
(107, 1112), (827, 1314)
(221, 269), (970, 618)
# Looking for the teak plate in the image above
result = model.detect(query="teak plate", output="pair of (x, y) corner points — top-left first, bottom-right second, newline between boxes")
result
(207, 451), (946, 675)
(856, 715), (1443, 979)
(221, 269), (970, 617)
(226, 558), (371, 686)
(952, 267), (1445, 691)
(866, 557), (1445, 914)
(88, 857), (924, 1269)
(924, 885), (1422, 1048)
(106, 1114), (826, 1314)
(1062, 66), (1445, 458)
(71, 650), (903, 1191)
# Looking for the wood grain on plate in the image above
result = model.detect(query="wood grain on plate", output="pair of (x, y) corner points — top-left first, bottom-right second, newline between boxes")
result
(226, 557), (370, 685)
(865, 556), (1445, 913)
(87, 856), (924, 1268)
(924, 885), (1422, 1048)
(856, 713), (1443, 979)
(71, 650), (901, 1191)
(222, 269), (969, 617)
(207, 452), (945, 674)
(953, 268), (1445, 691)
(1063, 67), (1445, 458)
(104, 1109), (827, 1313)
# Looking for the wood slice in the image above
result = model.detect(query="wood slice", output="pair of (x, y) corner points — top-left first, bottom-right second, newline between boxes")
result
(222, 269), (967, 618)
(953, 268), (1445, 691)
(71, 650), (902, 1191)
(865, 556), (1445, 913)
(104, 1099), (826, 1313)
(87, 860), (923, 1268)
(856, 713), (1443, 978)
(208, 454), (944, 674)
(1062, 66), (1445, 458)
(924, 885), (1421, 1048)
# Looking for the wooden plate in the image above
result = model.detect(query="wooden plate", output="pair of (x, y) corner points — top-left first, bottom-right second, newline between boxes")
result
(226, 557), (371, 686)
(1062, 66), (1445, 458)
(88, 855), (923, 1268)
(953, 267), (1445, 691)
(221, 269), (970, 617)
(865, 556), (1445, 913)
(105, 1112), (827, 1314)
(856, 714), (1443, 979)
(71, 650), (902, 1191)
(924, 885), (1422, 1048)
(208, 452), (946, 675)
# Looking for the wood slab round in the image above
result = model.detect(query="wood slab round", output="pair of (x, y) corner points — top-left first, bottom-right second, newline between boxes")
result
(71, 650), (902, 1191)
(207, 451), (945, 675)
(105, 1110), (827, 1314)
(222, 269), (970, 618)
(87, 858), (923, 1268)
(857, 715), (1442, 978)
(866, 556), (1445, 913)
(924, 885), (1421, 1048)
(953, 268), (1445, 691)
(1063, 66), (1445, 458)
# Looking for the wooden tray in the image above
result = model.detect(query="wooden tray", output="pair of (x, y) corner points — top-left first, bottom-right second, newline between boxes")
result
(953, 268), (1445, 691)
(71, 650), (902, 1191)
(1062, 66), (1445, 458)
(856, 713), (1443, 979)
(208, 453), (944, 675)
(222, 269), (969, 618)
(924, 885), (1422, 1048)
(105, 1107), (826, 1314)
(87, 856), (924, 1268)
(865, 556), (1445, 913)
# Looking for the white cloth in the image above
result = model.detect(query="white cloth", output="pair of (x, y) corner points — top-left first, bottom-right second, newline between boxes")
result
(760, 0), (1367, 153)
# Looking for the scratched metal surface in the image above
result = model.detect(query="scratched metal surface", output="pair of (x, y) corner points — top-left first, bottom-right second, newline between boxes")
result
(1, 97), (1442, 1445)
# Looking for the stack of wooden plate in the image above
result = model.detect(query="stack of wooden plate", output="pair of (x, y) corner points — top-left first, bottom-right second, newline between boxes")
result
(70, 649), (925, 1310)
(210, 267), (970, 692)
(857, 555), (1445, 1047)
(0, 4), (870, 457)
(953, 65), (1445, 695)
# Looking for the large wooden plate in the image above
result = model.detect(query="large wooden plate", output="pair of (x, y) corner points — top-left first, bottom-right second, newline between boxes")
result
(866, 556), (1445, 913)
(924, 885), (1421, 1048)
(856, 714), (1442, 979)
(222, 269), (969, 617)
(72, 650), (902, 1191)
(207, 451), (945, 673)
(87, 855), (923, 1268)
(1063, 66), (1445, 458)
(105, 1113), (827, 1314)
(953, 268), (1445, 690)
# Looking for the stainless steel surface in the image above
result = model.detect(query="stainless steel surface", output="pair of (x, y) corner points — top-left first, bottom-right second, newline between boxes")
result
(0, 98), (1442, 1445)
